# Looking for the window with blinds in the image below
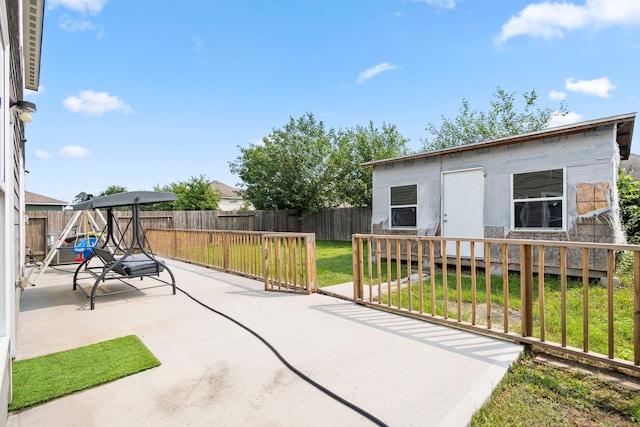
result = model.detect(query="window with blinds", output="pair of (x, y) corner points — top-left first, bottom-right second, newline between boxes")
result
(513, 169), (564, 230)
(390, 184), (417, 228)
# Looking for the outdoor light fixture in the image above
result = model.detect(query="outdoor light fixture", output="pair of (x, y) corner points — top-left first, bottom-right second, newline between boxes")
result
(10, 99), (37, 123)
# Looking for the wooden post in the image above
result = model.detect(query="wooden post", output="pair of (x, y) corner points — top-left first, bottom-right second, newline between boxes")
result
(538, 245), (546, 342)
(561, 246), (567, 347)
(305, 234), (316, 294)
(485, 242), (492, 329)
(223, 233), (231, 271)
(470, 241), (476, 325)
(456, 241), (462, 321)
(582, 247), (589, 353)
(263, 236), (269, 291)
(634, 251), (640, 365)
(352, 236), (363, 300)
(521, 244), (534, 337)
(502, 243), (509, 333)
(442, 240), (448, 319)
(607, 249), (615, 359)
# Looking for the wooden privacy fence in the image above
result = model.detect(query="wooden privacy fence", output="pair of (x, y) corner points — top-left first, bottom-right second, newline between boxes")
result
(26, 207), (371, 256)
(146, 229), (317, 294)
(352, 234), (640, 373)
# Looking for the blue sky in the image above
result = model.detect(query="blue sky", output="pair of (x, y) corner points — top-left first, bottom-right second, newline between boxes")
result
(25, 0), (640, 204)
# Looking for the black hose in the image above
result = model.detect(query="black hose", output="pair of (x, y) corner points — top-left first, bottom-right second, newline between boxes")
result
(176, 286), (389, 427)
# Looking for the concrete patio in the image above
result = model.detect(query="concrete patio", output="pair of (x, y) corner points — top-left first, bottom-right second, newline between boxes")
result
(8, 260), (523, 427)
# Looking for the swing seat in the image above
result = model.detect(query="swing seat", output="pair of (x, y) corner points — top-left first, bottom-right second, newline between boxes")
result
(91, 247), (165, 277)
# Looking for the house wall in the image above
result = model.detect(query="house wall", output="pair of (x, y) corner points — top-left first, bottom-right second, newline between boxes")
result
(1, 2), (12, 421)
(1, 0), (30, 420)
(218, 198), (245, 211)
(371, 125), (622, 274)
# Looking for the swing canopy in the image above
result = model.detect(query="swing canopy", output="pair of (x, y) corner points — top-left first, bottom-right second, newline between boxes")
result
(72, 191), (176, 210)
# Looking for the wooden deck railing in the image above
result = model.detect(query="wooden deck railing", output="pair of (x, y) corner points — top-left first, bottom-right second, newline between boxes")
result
(146, 229), (317, 294)
(263, 233), (317, 294)
(352, 234), (640, 373)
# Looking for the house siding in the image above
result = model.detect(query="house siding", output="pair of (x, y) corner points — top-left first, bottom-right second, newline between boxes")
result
(371, 122), (625, 275)
(1, 0), (42, 420)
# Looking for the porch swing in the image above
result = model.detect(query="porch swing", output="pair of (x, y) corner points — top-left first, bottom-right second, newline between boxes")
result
(71, 191), (177, 309)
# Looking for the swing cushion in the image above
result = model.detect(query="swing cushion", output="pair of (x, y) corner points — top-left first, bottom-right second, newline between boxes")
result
(92, 248), (165, 276)
(119, 254), (165, 275)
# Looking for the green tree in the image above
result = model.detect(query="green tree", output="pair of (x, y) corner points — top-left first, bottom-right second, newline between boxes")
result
(98, 185), (127, 197)
(72, 186), (126, 205)
(230, 113), (411, 212)
(617, 168), (640, 244)
(230, 112), (335, 213)
(152, 175), (221, 211)
(422, 87), (567, 151)
(332, 121), (410, 207)
(72, 192), (90, 204)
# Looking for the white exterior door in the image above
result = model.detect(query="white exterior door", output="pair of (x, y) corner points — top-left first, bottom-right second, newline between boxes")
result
(442, 168), (484, 258)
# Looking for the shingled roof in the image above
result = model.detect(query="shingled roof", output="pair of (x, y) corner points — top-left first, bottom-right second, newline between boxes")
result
(209, 180), (243, 200)
(25, 191), (68, 207)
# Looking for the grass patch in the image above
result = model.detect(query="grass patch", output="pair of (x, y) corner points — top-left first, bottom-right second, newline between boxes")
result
(9, 335), (160, 412)
(383, 271), (636, 362)
(471, 354), (640, 426)
(316, 240), (409, 287)
(316, 240), (354, 286)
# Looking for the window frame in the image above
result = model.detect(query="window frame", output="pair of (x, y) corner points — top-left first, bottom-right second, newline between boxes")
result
(511, 168), (566, 232)
(389, 184), (418, 229)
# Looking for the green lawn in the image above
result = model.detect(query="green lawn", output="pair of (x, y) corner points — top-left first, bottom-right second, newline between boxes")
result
(316, 240), (355, 286)
(471, 353), (640, 426)
(316, 240), (408, 287)
(380, 271), (636, 362)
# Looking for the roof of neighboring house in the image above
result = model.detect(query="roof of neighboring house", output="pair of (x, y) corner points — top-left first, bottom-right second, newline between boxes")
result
(363, 112), (636, 167)
(22, 0), (45, 91)
(25, 191), (68, 207)
(621, 153), (640, 182)
(210, 180), (243, 200)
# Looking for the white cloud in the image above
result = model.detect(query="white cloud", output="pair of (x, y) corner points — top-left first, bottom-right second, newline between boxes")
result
(549, 90), (567, 101)
(59, 145), (90, 158)
(409, 0), (455, 9)
(60, 16), (95, 32)
(48, 0), (108, 15)
(62, 90), (133, 115)
(548, 111), (583, 127)
(565, 77), (616, 98)
(357, 62), (398, 84)
(497, 0), (640, 43)
(34, 150), (51, 160)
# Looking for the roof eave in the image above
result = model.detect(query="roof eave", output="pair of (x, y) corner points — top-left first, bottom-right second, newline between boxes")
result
(22, 0), (45, 91)
(363, 112), (637, 167)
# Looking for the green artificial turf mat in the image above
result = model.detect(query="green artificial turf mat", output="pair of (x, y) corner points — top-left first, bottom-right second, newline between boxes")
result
(9, 335), (160, 412)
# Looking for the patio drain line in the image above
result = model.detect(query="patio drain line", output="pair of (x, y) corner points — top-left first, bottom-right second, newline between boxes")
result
(176, 286), (389, 427)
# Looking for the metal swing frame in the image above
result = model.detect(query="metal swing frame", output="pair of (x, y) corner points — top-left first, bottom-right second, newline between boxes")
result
(71, 191), (177, 309)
